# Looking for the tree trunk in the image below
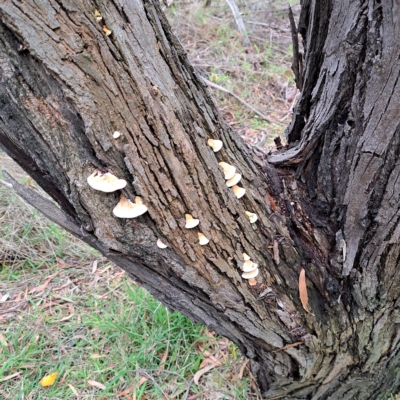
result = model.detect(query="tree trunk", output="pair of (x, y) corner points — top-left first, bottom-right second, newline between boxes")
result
(1, 0), (400, 398)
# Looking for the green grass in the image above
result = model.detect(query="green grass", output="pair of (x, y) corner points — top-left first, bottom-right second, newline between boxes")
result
(0, 159), (256, 399)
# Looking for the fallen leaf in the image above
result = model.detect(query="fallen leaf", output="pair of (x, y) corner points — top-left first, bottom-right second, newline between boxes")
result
(0, 332), (8, 347)
(299, 268), (313, 314)
(158, 347), (169, 372)
(193, 363), (218, 385)
(29, 273), (58, 295)
(92, 260), (98, 274)
(88, 380), (106, 390)
(90, 354), (107, 359)
(238, 359), (249, 379)
(273, 341), (304, 353)
(0, 372), (21, 382)
(68, 383), (80, 398)
(273, 240), (280, 265)
(40, 372), (58, 387)
(267, 192), (276, 212)
(139, 376), (148, 386)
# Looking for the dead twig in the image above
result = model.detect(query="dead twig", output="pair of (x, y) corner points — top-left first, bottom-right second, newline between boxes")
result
(202, 78), (284, 125)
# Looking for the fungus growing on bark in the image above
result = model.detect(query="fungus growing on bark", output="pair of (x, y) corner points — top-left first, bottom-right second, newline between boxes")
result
(242, 269), (259, 279)
(113, 195), (148, 218)
(87, 171), (127, 192)
(243, 261), (258, 272)
(113, 131), (121, 139)
(94, 9), (102, 22)
(248, 278), (257, 286)
(198, 233), (209, 245)
(218, 162), (236, 180)
(102, 26), (112, 36)
(245, 211), (258, 223)
(232, 185), (246, 199)
(185, 214), (199, 229)
(207, 139), (223, 152)
(226, 173), (242, 187)
(242, 253), (250, 261)
(157, 239), (167, 249)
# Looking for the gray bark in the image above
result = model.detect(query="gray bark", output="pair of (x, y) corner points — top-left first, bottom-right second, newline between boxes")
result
(1, 0), (400, 399)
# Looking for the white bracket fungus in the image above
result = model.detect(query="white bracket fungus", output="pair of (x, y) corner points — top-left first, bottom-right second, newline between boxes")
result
(242, 253), (250, 261)
(242, 269), (259, 279)
(226, 173), (242, 187)
(218, 162), (236, 180)
(245, 211), (258, 223)
(157, 239), (168, 249)
(87, 171), (127, 192)
(242, 261), (258, 272)
(232, 185), (246, 199)
(198, 232), (209, 245)
(113, 195), (148, 218)
(185, 214), (199, 229)
(113, 131), (121, 139)
(207, 139), (223, 152)
(94, 9), (102, 22)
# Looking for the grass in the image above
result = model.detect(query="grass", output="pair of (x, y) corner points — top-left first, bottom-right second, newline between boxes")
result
(0, 161), (260, 399)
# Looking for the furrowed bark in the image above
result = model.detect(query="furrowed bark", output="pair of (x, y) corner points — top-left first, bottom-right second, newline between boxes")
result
(1, 0), (400, 399)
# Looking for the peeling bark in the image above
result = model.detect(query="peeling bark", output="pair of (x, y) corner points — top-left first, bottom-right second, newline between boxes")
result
(1, 0), (400, 398)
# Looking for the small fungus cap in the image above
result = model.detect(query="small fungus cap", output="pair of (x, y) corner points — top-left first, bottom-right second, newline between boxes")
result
(245, 211), (258, 223)
(113, 131), (121, 139)
(198, 232), (209, 245)
(185, 214), (199, 229)
(232, 185), (246, 199)
(87, 171), (127, 192)
(113, 195), (148, 218)
(207, 139), (223, 152)
(242, 253), (250, 261)
(248, 278), (257, 286)
(242, 269), (259, 279)
(243, 261), (258, 272)
(218, 162), (236, 180)
(226, 173), (242, 187)
(157, 239), (168, 249)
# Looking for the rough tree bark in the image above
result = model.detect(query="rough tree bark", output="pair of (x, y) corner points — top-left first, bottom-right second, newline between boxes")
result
(1, 0), (400, 398)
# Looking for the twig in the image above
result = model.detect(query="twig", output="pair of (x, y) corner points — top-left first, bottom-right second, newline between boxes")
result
(0, 178), (12, 188)
(202, 78), (284, 125)
(288, 6), (303, 90)
(2, 170), (82, 237)
(225, 0), (251, 47)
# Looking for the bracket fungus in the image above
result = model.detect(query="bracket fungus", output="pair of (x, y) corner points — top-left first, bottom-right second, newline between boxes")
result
(242, 253), (250, 261)
(102, 25), (112, 36)
(113, 131), (121, 139)
(243, 261), (258, 272)
(242, 269), (259, 279)
(198, 232), (209, 245)
(113, 195), (148, 218)
(226, 173), (242, 187)
(87, 171), (127, 192)
(157, 239), (168, 249)
(218, 162), (236, 180)
(207, 139), (223, 152)
(232, 185), (246, 199)
(248, 278), (257, 286)
(245, 211), (258, 223)
(185, 214), (199, 229)
(94, 9), (102, 22)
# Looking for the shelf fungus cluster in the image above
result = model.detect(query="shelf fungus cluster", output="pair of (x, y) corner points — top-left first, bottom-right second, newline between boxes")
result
(184, 214), (210, 246)
(218, 162), (246, 199)
(87, 171), (127, 192)
(113, 195), (148, 218)
(241, 253), (259, 286)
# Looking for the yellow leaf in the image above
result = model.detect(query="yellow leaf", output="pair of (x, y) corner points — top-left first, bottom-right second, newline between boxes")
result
(40, 372), (58, 387)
